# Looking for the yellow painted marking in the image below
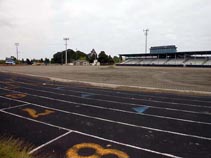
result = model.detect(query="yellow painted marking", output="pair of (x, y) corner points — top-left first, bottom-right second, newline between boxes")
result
(22, 108), (55, 118)
(4, 83), (19, 90)
(5, 86), (19, 90)
(5, 93), (27, 99)
(66, 143), (129, 158)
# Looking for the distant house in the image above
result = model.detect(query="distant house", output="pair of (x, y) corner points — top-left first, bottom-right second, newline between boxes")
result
(87, 49), (97, 61)
(74, 60), (90, 66)
(88, 49), (97, 58)
(5, 57), (15, 65)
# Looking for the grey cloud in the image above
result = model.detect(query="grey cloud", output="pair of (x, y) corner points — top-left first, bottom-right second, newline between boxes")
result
(0, 0), (211, 59)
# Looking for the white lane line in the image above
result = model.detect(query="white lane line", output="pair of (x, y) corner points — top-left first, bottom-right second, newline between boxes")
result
(0, 95), (211, 141)
(64, 89), (211, 108)
(2, 80), (211, 117)
(0, 109), (70, 131)
(12, 77), (211, 104)
(21, 85), (211, 110)
(74, 131), (182, 158)
(2, 78), (211, 108)
(16, 86), (211, 125)
(0, 86), (209, 116)
(29, 131), (72, 154)
(71, 85), (211, 103)
(0, 92), (210, 127)
(0, 110), (182, 158)
(8, 80), (211, 108)
(1, 103), (29, 110)
(45, 82), (211, 104)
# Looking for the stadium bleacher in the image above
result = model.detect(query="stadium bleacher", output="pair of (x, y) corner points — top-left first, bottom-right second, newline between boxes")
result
(118, 47), (211, 67)
(204, 59), (211, 66)
(119, 57), (211, 67)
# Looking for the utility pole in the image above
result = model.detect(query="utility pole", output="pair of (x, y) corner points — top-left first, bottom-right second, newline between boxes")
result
(63, 37), (69, 64)
(15, 43), (19, 61)
(76, 48), (78, 61)
(143, 29), (149, 53)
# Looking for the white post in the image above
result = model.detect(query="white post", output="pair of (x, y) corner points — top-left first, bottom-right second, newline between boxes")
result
(63, 38), (69, 64)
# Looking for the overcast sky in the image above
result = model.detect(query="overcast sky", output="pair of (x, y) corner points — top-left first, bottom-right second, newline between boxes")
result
(0, 0), (211, 59)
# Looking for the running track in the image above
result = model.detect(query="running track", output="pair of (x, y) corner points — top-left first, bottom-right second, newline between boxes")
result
(0, 72), (211, 158)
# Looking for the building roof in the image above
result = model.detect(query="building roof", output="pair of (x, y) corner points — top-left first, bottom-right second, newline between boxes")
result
(150, 45), (177, 50)
(119, 51), (211, 57)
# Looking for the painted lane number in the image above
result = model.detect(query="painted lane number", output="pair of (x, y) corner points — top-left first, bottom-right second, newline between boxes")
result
(6, 93), (27, 99)
(67, 143), (129, 158)
(22, 108), (55, 118)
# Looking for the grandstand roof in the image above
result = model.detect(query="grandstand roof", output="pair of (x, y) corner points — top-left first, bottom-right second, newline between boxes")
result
(150, 45), (177, 50)
(119, 50), (211, 57)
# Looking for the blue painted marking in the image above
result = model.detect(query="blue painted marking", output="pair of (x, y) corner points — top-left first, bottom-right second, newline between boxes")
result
(133, 106), (149, 113)
(55, 87), (64, 90)
(81, 93), (94, 98)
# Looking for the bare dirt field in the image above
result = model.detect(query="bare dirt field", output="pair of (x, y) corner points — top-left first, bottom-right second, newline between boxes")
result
(0, 65), (211, 93)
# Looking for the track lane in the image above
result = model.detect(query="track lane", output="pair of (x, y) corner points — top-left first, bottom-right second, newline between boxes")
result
(1, 72), (211, 158)
(3, 104), (211, 158)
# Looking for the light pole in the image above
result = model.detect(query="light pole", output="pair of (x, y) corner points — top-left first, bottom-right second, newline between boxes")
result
(63, 37), (69, 64)
(143, 29), (149, 53)
(15, 43), (19, 61)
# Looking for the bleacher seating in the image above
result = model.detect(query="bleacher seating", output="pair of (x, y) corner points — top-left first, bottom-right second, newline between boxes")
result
(204, 59), (211, 65)
(166, 59), (185, 65)
(119, 57), (211, 67)
(140, 58), (156, 65)
(185, 58), (207, 65)
(122, 59), (139, 64)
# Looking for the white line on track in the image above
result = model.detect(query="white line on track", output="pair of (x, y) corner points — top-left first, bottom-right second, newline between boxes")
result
(0, 103), (29, 110)
(11, 76), (211, 104)
(61, 88), (211, 108)
(74, 131), (183, 158)
(0, 91), (210, 126)
(7, 80), (211, 108)
(13, 86), (211, 125)
(70, 85), (211, 103)
(0, 86), (209, 116)
(21, 85), (211, 110)
(29, 131), (72, 154)
(0, 110), (182, 158)
(0, 95), (211, 141)
(0, 109), (70, 131)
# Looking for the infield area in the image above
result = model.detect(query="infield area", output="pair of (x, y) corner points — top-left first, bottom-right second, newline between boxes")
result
(1, 65), (211, 93)
(0, 67), (211, 158)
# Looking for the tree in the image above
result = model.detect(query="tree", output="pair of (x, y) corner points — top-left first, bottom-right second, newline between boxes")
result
(108, 55), (114, 64)
(52, 49), (88, 64)
(26, 58), (32, 65)
(75, 50), (88, 61)
(44, 58), (50, 65)
(51, 58), (55, 64)
(98, 51), (109, 64)
(88, 49), (97, 63)
(21, 58), (25, 64)
(113, 56), (120, 63)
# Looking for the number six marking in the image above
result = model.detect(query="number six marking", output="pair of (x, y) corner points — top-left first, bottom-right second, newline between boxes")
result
(66, 143), (129, 158)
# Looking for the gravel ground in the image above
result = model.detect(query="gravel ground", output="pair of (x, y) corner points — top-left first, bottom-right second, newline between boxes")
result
(0, 65), (211, 93)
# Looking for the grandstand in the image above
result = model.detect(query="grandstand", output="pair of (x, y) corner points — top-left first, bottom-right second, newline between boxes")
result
(117, 46), (211, 67)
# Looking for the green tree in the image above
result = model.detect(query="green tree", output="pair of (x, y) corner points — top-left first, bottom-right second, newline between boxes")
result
(52, 49), (88, 64)
(21, 58), (25, 64)
(88, 49), (97, 63)
(26, 58), (32, 65)
(51, 58), (55, 64)
(108, 55), (114, 64)
(113, 56), (120, 63)
(44, 58), (50, 65)
(98, 51), (109, 64)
